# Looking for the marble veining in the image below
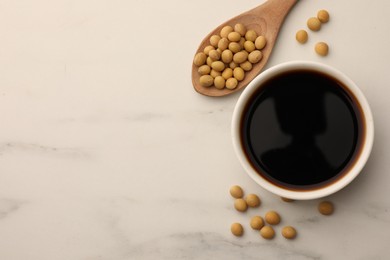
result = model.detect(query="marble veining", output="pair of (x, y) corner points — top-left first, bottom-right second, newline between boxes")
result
(0, 199), (26, 219)
(0, 142), (89, 159)
(362, 202), (390, 223)
(115, 232), (322, 260)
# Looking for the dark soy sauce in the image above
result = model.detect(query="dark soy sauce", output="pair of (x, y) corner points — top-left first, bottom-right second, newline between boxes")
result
(241, 70), (365, 190)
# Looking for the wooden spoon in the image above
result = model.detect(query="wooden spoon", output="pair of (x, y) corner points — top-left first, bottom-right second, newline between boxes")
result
(191, 0), (298, 97)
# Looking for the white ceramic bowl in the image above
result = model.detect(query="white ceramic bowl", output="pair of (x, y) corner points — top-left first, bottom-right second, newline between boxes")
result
(231, 61), (374, 200)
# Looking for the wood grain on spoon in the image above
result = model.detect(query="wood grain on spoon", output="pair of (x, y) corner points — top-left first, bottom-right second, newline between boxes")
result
(192, 0), (298, 97)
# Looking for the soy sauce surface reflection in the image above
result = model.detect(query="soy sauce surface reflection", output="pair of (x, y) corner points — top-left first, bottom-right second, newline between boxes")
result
(241, 70), (363, 190)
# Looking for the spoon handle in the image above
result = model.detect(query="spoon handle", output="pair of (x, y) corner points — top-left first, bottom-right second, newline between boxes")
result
(248, 0), (298, 62)
(257, 0), (298, 18)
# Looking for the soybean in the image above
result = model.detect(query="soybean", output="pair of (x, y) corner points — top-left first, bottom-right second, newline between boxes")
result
(296, 30), (308, 44)
(265, 210), (281, 225)
(250, 216), (265, 230)
(218, 38), (229, 51)
(199, 75), (213, 87)
(229, 42), (242, 53)
(240, 61), (252, 72)
(244, 41), (256, 52)
(239, 37), (246, 48)
(206, 57), (212, 67)
(282, 226), (297, 239)
(233, 51), (248, 64)
(214, 76), (225, 89)
(315, 42), (329, 56)
(193, 52), (207, 66)
(229, 185), (244, 198)
(220, 26), (234, 38)
(231, 223), (244, 237)
(318, 201), (334, 215)
(198, 65), (211, 75)
(255, 36), (267, 50)
(210, 35), (221, 47)
(260, 226), (275, 239)
(210, 69), (221, 78)
(222, 68), (233, 80)
(233, 67), (245, 81)
(228, 31), (241, 42)
(203, 45), (215, 55)
(245, 30), (257, 42)
(317, 9), (330, 23)
(211, 61), (225, 72)
(226, 77), (238, 89)
(245, 194), (261, 207)
(234, 23), (247, 36)
(221, 49), (233, 63)
(208, 50), (221, 61)
(281, 197), (295, 202)
(234, 198), (248, 212)
(248, 50), (262, 64)
(229, 62), (239, 69)
(307, 17), (321, 31)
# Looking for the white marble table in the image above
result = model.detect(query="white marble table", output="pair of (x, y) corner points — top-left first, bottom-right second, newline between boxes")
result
(0, 0), (389, 259)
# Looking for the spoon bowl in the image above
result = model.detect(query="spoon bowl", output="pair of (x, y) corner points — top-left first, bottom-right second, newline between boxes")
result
(191, 0), (298, 97)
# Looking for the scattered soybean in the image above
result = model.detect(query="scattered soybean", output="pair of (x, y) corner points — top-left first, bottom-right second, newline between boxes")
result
(307, 17), (322, 31)
(265, 211), (281, 225)
(315, 42), (329, 56)
(318, 201), (334, 215)
(231, 222), (244, 236)
(282, 226), (297, 239)
(229, 185), (244, 198)
(250, 216), (265, 230)
(296, 29), (308, 44)
(260, 226), (275, 239)
(245, 194), (261, 208)
(234, 198), (248, 212)
(317, 9), (330, 23)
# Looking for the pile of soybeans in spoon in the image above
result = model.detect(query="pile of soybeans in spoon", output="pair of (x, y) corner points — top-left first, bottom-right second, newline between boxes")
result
(193, 23), (266, 90)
